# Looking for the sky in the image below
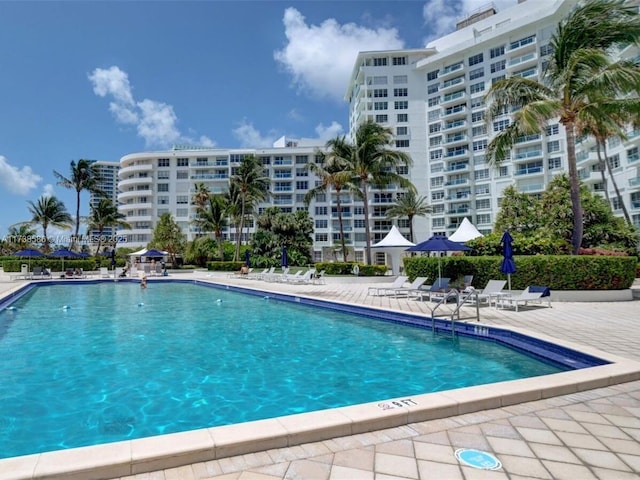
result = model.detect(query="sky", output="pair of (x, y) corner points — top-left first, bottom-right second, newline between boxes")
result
(0, 0), (515, 240)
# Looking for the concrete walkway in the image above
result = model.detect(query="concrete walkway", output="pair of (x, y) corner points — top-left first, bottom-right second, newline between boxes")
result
(2, 273), (640, 479)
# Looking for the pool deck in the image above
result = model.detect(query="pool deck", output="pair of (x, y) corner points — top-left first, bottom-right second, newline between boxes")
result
(1, 272), (640, 480)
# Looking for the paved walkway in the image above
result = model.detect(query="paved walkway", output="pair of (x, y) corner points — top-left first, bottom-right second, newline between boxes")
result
(3, 273), (640, 479)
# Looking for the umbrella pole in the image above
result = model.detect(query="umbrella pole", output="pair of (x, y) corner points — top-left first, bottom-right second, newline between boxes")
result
(507, 274), (511, 291)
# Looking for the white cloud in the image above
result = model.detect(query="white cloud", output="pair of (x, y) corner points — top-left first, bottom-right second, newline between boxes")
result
(41, 184), (55, 198)
(315, 121), (344, 142)
(89, 66), (212, 148)
(0, 156), (42, 195)
(422, 0), (515, 41)
(232, 120), (279, 148)
(274, 8), (404, 102)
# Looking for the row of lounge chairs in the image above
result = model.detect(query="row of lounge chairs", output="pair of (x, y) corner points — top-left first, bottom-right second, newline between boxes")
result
(240, 267), (326, 285)
(368, 276), (551, 311)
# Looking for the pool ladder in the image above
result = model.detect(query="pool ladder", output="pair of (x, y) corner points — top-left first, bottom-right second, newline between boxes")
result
(429, 288), (480, 337)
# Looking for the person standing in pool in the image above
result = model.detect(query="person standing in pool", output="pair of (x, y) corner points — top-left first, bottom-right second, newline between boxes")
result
(141, 276), (147, 289)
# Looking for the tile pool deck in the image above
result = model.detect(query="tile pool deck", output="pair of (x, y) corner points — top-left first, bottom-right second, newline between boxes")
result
(1, 272), (640, 479)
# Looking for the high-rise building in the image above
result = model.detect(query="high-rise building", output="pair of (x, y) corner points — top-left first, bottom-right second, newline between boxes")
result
(345, 0), (640, 242)
(87, 160), (120, 247)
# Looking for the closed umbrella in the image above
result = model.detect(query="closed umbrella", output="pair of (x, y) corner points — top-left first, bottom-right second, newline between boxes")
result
(406, 234), (471, 279)
(49, 248), (82, 272)
(244, 249), (251, 267)
(500, 231), (516, 291)
(281, 247), (288, 268)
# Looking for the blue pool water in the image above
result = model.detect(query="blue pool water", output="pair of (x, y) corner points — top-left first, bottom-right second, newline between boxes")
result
(0, 281), (571, 458)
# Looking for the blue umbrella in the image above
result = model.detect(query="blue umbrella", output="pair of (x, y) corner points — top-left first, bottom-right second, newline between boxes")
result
(500, 231), (516, 291)
(281, 247), (288, 268)
(110, 249), (116, 267)
(13, 248), (44, 270)
(49, 248), (82, 272)
(406, 233), (471, 279)
(244, 249), (251, 267)
(143, 249), (166, 258)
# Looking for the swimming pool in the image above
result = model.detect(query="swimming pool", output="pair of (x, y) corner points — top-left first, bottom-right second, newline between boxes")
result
(0, 280), (608, 461)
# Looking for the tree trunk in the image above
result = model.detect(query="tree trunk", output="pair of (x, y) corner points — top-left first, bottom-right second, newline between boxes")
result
(335, 188), (348, 262)
(595, 142), (611, 205)
(603, 143), (632, 224)
(565, 123), (584, 254)
(361, 179), (372, 265)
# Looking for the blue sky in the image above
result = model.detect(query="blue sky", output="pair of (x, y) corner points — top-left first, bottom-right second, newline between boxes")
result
(0, 0), (514, 239)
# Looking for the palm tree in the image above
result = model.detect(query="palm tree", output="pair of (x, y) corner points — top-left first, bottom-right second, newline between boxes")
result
(27, 195), (72, 252)
(87, 198), (130, 254)
(304, 154), (356, 262)
(53, 159), (104, 249)
(385, 191), (431, 243)
(192, 194), (229, 261)
(230, 155), (270, 261)
(6, 223), (37, 250)
(192, 183), (211, 208)
(224, 181), (243, 257)
(485, 0), (640, 254)
(332, 120), (413, 264)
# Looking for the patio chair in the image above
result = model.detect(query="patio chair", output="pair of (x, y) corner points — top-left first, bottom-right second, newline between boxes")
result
(32, 266), (51, 279)
(367, 275), (408, 296)
(283, 270), (303, 283)
(475, 279), (507, 306)
(387, 276), (429, 297)
(312, 270), (326, 285)
(99, 267), (110, 278)
(420, 278), (452, 302)
(288, 269), (315, 284)
(498, 286), (551, 311)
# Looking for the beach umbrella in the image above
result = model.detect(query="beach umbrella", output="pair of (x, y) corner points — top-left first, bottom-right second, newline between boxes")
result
(13, 248), (44, 270)
(244, 249), (251, 267)
(110, 249), (116, 268)
(49, 248), (82, 272)
(500, 231), (516, 291)
(281, 246), (288, 268)
(406, 234), (471, 280)
(142, 249), (166, 258)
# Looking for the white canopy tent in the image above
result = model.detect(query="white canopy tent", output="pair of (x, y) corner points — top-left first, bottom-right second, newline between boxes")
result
(371, 226), (415, 275)
(449, 217), (484, 242)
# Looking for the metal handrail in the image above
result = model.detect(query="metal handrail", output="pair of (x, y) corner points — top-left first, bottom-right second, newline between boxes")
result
(430, 287), (480, 337)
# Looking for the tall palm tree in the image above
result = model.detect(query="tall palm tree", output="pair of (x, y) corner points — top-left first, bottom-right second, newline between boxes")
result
(332, 120), (413, 264)
(304, 154), (356, 262)
(385, 190), (432, 243)
(230, 155), (270, 261)
(6, 223), (37, 250)
(192, 193), (229, 261)
(192, 183), (211, 208)
(27, 195), (72, 252)
(53, 159), (104, 249)
(87, 198), (130, 254)
(224, 181), (243, 257)
(485, 0), (640, 254)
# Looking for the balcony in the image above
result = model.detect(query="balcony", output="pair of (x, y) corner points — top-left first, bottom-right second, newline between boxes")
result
(190, 173), (228, 180)
(445, 133), (467, 145)
(629, 177), (640, 187)
(444, 178), (470, 186)
(443, 119), (466, 132)
(514, 150), (543, 161)
(441, 90), (466, 105)
(507, 52), (537, 69)
(442, 104), (467, 118)
(445, 149), (469, 159)
(119, 176), (153, 188)
(440, 75), (465, 91)
(446, 161), (469, 171)
(514, 166), (543, 176)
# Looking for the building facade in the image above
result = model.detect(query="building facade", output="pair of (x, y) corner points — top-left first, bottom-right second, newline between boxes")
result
(87, 160), (120, 246)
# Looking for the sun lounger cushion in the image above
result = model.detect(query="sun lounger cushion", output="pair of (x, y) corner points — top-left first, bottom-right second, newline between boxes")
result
(528, 286), (551, 297)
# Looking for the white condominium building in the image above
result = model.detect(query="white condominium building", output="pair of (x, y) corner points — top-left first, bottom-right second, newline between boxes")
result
(346, 0), (640, 243)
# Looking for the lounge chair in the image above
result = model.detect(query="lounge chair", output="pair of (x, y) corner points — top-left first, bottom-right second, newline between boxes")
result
(248, 268), (269, 280)
(420, 278), (452, 302)
(498, 286), (551, 311)
(475, 279), (507, 306)
(99, 267), (110, 278)
(283, 270), (303, 283)
(312, 270), (326, 285)
(367, 275), (408, 296)
(288, 269), (315, 284)
(387, 276), (429, 297)
(32, 266), (51, 279)
(143, 264), (151, 276)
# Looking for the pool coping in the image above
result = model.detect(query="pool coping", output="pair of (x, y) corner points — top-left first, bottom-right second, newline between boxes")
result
(2, 279), (640, 480)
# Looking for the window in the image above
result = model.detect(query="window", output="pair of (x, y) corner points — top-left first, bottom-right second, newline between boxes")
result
(394, 101), (408, 109)
(315, 206), (327, 215)
(431, 163), (443, 173)
(546, 124), (559, 136)
(375, 114), (388, 123)
(394, 88), (408, 97)
(428, 97), (440, 107)
(157, 170), (170, 179)
(176, 208), (188, 217)
(477, 214), (491, 225)
(427, 83), (439, 94)
(374, 101), (388, 110)
(475, 169), (489, 180)
(510, 35), (536, 50)
(296, 168), (308, 177)
(427, 70), (439, 81)
(430, 176), (444, 187)
(470, 81), (485, 94)
(397, 126), (408, 135)
(471, 111), (485, 123)
(315, 219), (328, 228)
(471, 97), (484, 109)
(468, 53), (484, 66)
(395, 140), (410, 148)
(540, 44), (553, 56)
(608, 154), (620, 169)
(473, 139), (487, 151)
(490, 45), (505, 58)
(295, 155), (308, 164)
(157, 184), (169, 192)
(428, 110), (440, 121)
(372, 76), (387, 85)
(392, 56), (407, 65)
(432, 218), (445, 228)
(176, 171), (188, 179)
(432, 191), (444, 201)
(296, 181), (308, 190)
(315, 233), (328, 242)
(628, 147), (639, 162)
(547, 140), (560, 153)
(373, 88), (387, 97)
(548, 157), (562, 170)
(499, 166), (509, 177)
(469, 67), (484, 80)
(373, 57), (387, 66)
(490, 60), (506, 73)
(429, 136), (442, 147)
(472, 125), (487, 136)
(612, 196), (623, 210)
(157, 208), (169, 216)
(157, 158), (170, 167)
(177, 158), (188, 167)
(429, 123), (441, 133)
(393, 75), (408, 84)
(176, 195), (189, 204)
(476, 198), (491, 209)
(397, 113), (408, 122)
(493, 119), (510, 132)
(157, 195), (169, 205)
(430, 150), (443, 160)
(492, 75), (505, 84)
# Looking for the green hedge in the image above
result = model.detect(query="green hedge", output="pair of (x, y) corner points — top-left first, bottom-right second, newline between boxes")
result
(403, 255), (638, 290)
(1, 259), (99, 272)
(206, 261), (245, 271)
(312, 262), (387, 276)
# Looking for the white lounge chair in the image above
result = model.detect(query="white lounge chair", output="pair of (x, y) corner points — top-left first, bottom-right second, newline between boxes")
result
(288, 269), (315, 284)
(498, 286), (551, 311)
(421, 278), (452, 302)
(367, 276), (408, 296)
(387, 276), (429, 297)
(475, 279), (507, 306)
(99, 267), (110, 278)
(312, 270), (326, 285)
